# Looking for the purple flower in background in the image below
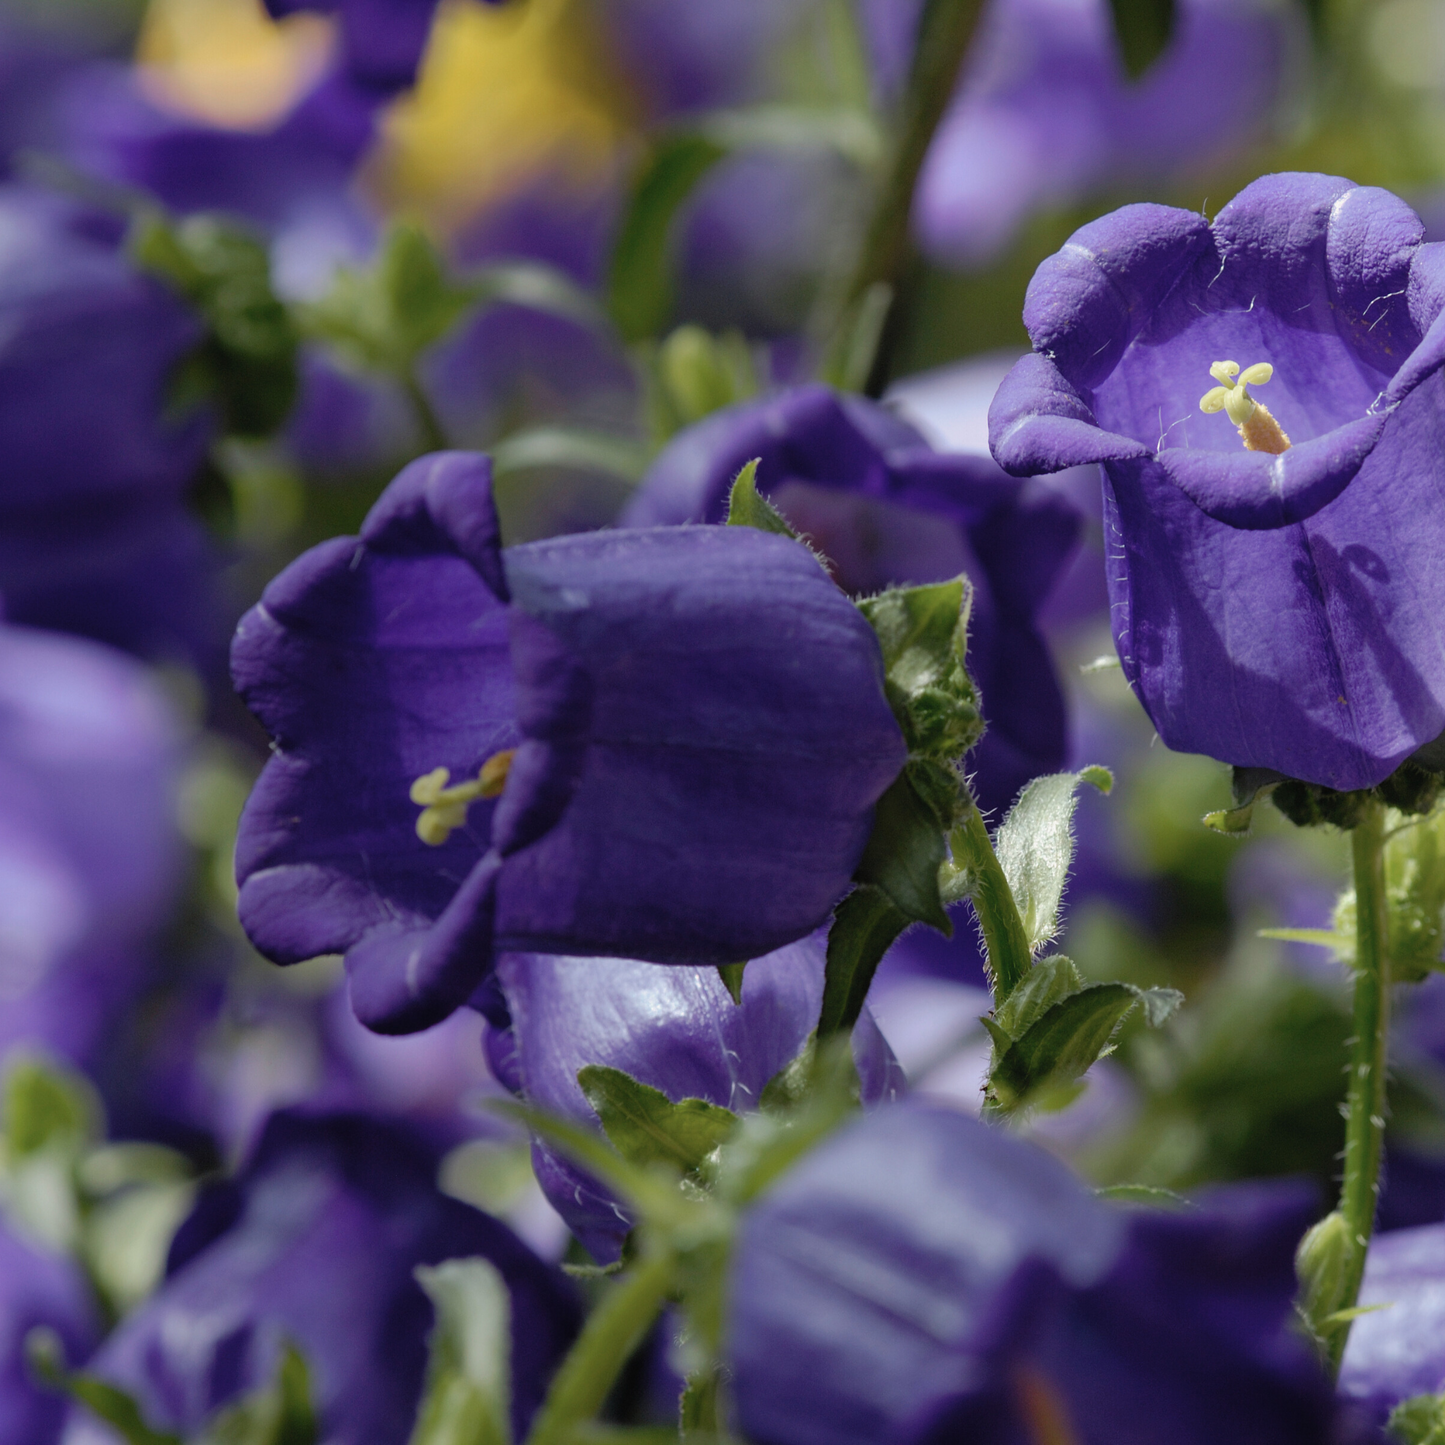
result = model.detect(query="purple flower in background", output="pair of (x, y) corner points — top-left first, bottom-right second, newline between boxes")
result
(0, 1218), (98, 1445)
(0, 184), (219, 665)
(65, 1110), (578, 1445)
(625, 384), (1078, 820)
(990, 173), (1445, 792)
(233, 449), (905, 1035)
(1338, 1221), (1445, 1426)
(907, 0), (1297, 266)
(0, 621), (184, 1068)
(729, 1101), (1343, 1445)
(481, 937), (905, 1261)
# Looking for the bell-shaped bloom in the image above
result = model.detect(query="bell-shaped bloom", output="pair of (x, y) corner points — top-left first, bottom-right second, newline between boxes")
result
(625, 384), (1077, 820)
(0, 621), (185, 1066)
(907, 0), (1298, 267)
(990, 173), (1445, 792)
(65, 1110), (578, 1445)
(0, 1218), (98, 1445)
(728, 1101), (1345, 1445)
(233, 449), (905, 1035)
(481, 937), (905, 1262)
(1338, 1222), (1445, 1427)
(0, 185), (219, 665)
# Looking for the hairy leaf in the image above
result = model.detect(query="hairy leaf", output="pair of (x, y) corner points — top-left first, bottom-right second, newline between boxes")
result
(577, 1066), (738, 1178)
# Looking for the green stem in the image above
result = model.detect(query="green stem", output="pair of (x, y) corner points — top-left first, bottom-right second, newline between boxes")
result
(949, 800), (1032, 1003)
(404, 371), (449, 454)
(1328, 797), (1391, 1375)
(525, 1249), (674, 1445)
(834, 0), (988, 394)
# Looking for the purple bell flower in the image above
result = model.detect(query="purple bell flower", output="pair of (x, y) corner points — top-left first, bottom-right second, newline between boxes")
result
(482, 938), (905, 1262)
(990, 173), (1445, 792)
(0, 1218), (98, 1445)
(910, 0), (1299, 267)
(728, 1100), (1344, 1445)
(64, 1110), (578, 1445)
(0, 621), (185, 1068)
(624, 384), (1078, 821)
(0, 185), (219, 665)
(1338, 1221), (1445, 1427)
(233, 449), (906, 1035)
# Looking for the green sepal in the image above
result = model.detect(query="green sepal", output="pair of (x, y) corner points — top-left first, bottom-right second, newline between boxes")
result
(607, 133), (728, 342)
(1106, 0), (1175, 80)
(129, 210), (297, 438)
(817, 886), (911, 1040)
(993, 767), (1113, 956)
(725, 460), (797, 537)
(716, 964), (747, 1006)
(982, 957), (1182, 1114)
(27, 1327), (180, 1445)
(576, 1066), (739, 1180)
(853, 768), (951, 934)
(1389, 1394), (1445, 1445)
(856, 579), (982, 765)
(409, 1259), (512, 1445)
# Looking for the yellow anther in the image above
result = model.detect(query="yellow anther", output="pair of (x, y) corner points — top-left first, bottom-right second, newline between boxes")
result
(409, 750), (516, 846)
(1199, 359), (1290, 454)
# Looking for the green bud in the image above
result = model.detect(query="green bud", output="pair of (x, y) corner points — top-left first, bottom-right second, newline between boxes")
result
(1295, 1209), (1351, 1338)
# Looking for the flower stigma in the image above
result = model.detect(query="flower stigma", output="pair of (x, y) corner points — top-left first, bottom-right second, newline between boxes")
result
(409, 749), (515, 845)
(1199, 359), (1291, 454)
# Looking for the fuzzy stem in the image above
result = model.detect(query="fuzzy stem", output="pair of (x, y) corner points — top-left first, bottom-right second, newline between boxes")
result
(950, 800), (1033, 1004)
(1328, 797), (1391, 1375)
(526, 1247), (673, 1445)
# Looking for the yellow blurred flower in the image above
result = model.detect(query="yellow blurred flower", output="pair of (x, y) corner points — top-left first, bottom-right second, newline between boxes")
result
(136, 0), (335, 132)
(365, 0), (637, 240)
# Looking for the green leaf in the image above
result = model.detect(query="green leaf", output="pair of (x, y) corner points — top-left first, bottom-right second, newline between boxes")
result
(197, 1344), (318, 1445)
(1106, 0), (1175, 80)
(852, 768), (951, 932)
(577, 1067), (739, 1178)
(27, 1328), (181, 1445)
(1389, 1393), (1445, 1445)
(654, 326), (760, 433)
(987, 981), (1140, 1112)
(409, 1259), (512, 1445)
(1257, 927), (1346, 951)
(993, 954), (1087, 1039)
(820, 280), (893, 394)
(725, 459), (798, 537)
(488, 427), (651, 484)
(693, 104), (883, 170)
(3, 1056), (98, 1158)
(607, 133), (728, 342)
(1095, 1184), (1189, 1208)
(298, 221), (471, 377)
(716, 964), (747, 1006)
(994, 767), (1114, 955)
(486, 1100), (688, 1226)
(856, 579), (983, 765)
(130, 210), (297, 438)
(818, 885), (911, 1039)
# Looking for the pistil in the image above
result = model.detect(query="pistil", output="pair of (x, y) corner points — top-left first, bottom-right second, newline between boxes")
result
(1198, 359), (1291, 454)
(410, 749), (515, 845)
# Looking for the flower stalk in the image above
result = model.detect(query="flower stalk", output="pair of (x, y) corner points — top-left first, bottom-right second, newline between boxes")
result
(525, 1247), (675, 1445)
(1329, 796), (1392, 1375)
